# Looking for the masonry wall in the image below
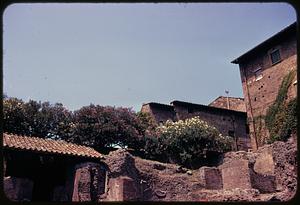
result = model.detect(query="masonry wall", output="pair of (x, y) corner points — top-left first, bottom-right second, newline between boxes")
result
(239, 34), (297, 148)
(172, 104), (250, 151)
(209, 97), (246, 112)
(141, 104), (176, 124)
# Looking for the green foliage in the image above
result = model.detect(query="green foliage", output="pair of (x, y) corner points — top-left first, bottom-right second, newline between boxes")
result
(68, 104), (144, 152)
(136, 111), (157, 135)
(265, 70), (297, 143)
(3, 96), (232, 167)
(3, 97), (155, 152)
(3, 97), (72, 139)
(266, 98), (297, 143)
(142, 117), (233, 168)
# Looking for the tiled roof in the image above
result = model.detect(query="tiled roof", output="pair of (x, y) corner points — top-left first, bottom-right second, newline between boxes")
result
(3, 133), (104, 159)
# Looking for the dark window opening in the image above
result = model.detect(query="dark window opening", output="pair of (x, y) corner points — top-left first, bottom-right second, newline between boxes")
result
(228, 130), (235, 137)
(246, 124), (250, 134)
(187, 108), (194, 113)
(254, 97), (257, 101)
(270, 49), (281, 64)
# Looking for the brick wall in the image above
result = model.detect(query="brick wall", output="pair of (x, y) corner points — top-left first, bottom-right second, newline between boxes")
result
(209, 97), (246, 112)
(141, 104), (176, 124)
(72, 162), (107, 202)
(239, 34), (297, 148)
(172, 103), (250, 151)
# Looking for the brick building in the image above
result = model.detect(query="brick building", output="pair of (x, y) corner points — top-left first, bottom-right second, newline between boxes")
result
(141, 100), (250, 151)
(140, 102), (176, 125)
(209, 96), (246, 112)
(231, 22), (297, 150)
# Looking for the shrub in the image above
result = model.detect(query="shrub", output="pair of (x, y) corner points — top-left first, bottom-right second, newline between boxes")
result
(143, 116), (233, 168)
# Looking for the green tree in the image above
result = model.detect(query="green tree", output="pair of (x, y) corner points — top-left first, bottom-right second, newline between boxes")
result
(3, 97), (28, 135)
(69, 104), (144, 152)
(3, 97), (72, 139)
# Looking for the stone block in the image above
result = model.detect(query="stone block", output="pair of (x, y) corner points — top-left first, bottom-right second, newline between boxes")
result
(198, 167), (222, 190)
(72, 162), (107, 202)
(4, 176), (33, 201)
(250, 171), (276, 193)
(254, 147), (275, 175)
(220, 159), (252, 190)
(106, 176), (139, 201)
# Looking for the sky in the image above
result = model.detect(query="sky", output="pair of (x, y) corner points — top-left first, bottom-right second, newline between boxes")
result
(3, 3), (296, 111)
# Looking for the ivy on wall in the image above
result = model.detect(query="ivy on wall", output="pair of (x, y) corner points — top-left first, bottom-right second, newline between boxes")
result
(265, 69), (297, 143)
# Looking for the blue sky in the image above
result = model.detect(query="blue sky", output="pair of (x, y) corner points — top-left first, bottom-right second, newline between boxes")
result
(3, 3), (296, 111)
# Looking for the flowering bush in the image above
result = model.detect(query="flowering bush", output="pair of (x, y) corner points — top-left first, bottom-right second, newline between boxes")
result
(143, 116), (233, 168)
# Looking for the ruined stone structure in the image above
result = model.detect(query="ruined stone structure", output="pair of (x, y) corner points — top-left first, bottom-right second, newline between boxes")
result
(3, 133), (297, 202)
(3, 133), (107, 202)
(209, 96), (246, 112)
(231, 22), (297, 150)
(104, 137), (297, 202)
(141, 100), (250, 151)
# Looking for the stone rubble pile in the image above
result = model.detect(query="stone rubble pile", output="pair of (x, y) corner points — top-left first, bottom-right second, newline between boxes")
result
(102, 137), (297, 201)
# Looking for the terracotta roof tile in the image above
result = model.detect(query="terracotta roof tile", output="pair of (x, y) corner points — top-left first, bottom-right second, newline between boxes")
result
(3, 133), (104, 159)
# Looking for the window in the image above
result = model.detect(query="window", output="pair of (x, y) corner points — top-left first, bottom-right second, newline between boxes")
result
(228, 130), (235, 137)
(253, 67), (262, 81)
(246, 124), (250, 134)
(270, 49), (281, 64)
(187, 108), (194, 113)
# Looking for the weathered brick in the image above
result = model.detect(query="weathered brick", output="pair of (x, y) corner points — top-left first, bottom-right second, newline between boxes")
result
(106, 176), (139, 201)
(220, 159), (252, 190)
(198, 167), (222, 190)
(72, 162), (107, 202)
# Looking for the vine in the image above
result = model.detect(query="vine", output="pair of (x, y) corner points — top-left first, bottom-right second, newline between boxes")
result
(265, 69), (297, 143)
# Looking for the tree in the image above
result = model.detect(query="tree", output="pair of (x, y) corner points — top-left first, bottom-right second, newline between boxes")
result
(136, 111), (157, 136)
(3, 97), (72, 139)
(3, 97), (28, 135)
(68, 104), (144, 152)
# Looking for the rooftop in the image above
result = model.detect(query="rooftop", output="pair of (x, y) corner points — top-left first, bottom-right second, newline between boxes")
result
(231, 22), (297, 64)
(3, 133), (104, 159)
(209, 96), (244, 103)
(142, 102), (175, 111)
(171, 100), (246, 115)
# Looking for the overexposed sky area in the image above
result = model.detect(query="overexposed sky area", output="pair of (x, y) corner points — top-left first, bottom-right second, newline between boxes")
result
(3, 3), (296, 111)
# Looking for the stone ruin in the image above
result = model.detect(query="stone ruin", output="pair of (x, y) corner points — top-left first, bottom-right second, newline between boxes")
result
(98, 137), (297, 202)
(4, 136), (297, 202)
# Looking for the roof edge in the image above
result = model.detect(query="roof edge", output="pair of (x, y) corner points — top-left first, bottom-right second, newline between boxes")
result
(231, 21), (297, 64)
